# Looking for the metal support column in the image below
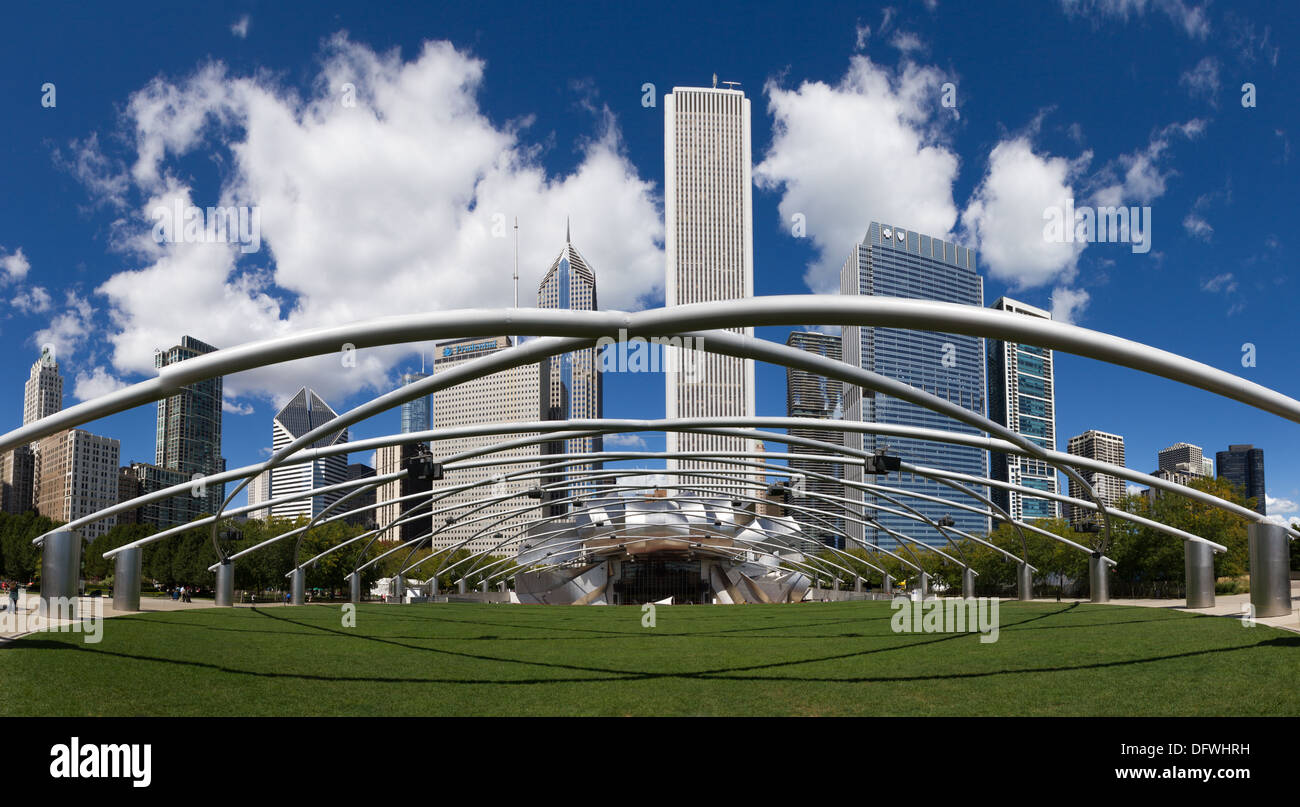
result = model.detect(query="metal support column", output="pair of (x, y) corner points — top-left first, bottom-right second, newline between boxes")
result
(290, 568), (306, 605)
(112, 547), (142, 612)
(1089, 553), (1109, 603)
(215, 560), (234, 607)
(39, 528), (81, 617)
(1184, 540), (1215, 609)
(1248, 523), (1291, 618)
(962, 567), (976, 599)
(1017, 562), (1033, 602)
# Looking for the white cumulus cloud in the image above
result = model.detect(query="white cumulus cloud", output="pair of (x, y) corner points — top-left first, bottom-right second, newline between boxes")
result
(69, 35), (664, 405)
(73, 366), (128, 402)
(961, 137), (1089, 290)
(0, 247), (31, 282)
(755, 55), (960, 293)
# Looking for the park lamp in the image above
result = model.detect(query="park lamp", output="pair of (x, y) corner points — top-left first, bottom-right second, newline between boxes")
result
(864, 451), (902, 475)
(938, 515), (955, 528)
(526, 487), (544, 500)
(1079, 521), (1102, 534)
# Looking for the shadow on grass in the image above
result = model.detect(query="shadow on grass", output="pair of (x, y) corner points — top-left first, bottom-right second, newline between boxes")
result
(11, 603), (1296, 688)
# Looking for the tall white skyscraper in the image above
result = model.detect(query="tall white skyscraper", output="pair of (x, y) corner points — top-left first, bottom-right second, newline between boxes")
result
(246, 469), (272, 519)
(426, 336), (541, 554)
(663, 83), (756, 491)
(269, 388), (349, 521)
(987, 297), (1060, 522)
(24, 346), (62, 426)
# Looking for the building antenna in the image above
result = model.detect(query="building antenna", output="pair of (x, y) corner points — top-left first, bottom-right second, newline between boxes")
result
(512, 216), (520, 346)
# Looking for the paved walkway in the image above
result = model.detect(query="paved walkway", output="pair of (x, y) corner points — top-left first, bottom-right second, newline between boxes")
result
(0, 593), (308, 643)
(1025, 584), (1300, 634)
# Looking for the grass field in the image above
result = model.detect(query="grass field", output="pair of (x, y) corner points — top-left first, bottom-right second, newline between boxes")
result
(3, 600), (1299, 716)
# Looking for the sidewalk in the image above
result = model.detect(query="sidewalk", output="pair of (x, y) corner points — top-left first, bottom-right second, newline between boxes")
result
(1022, 582), (1300, 634)
(0, 593), (305, 643)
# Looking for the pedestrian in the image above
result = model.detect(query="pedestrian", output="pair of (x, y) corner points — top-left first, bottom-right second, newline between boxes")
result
(7, 582), (18, 614)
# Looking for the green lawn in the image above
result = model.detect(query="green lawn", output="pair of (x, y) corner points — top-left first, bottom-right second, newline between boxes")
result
(3, 601), (1298, 716)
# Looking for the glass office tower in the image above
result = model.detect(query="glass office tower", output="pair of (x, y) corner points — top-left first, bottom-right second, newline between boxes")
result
(785, 331), (846, 549)
(986, 297), (1060, 522)
(1216, 444), (1266, 515)
(840, 222), (989, 549)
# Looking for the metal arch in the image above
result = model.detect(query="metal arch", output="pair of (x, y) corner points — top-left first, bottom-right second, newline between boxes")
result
(418, 470), (937, 580)
(102, 469), (404, 559)
(424, 423), (1239, 554)
(403, 477), (934, 586)
(281, 465), (908, 586)
(436, 481), (913, 585)
(500, 534), (845, 594)
(429, 448), (1081, 567)
(12, 297), (1300, 458)
(359, 416), (1296, 538)
(438, 494), (878, 590)
(67, 414), (1295, 553)
(484, 533), (865, 595)
(16, 297), (1300, 561)
(291, 477), (393, 571)
(429, 418), (1037, 565)
(206, 333), (599, 560)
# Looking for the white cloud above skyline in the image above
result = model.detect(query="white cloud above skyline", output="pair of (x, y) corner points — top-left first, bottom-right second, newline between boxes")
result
(63, 35), (665, 407)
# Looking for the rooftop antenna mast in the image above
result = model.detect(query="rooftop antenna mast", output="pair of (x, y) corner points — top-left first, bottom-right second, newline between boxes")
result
(512, 216), (520, 346)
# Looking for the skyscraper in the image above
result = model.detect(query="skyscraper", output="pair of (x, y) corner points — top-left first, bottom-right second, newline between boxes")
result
(377, 373), (435, 541)
(15, 347), (62, 515)
(1065, 430), (1127, 528)
(840, 222), (988, 548)
(270, 388), (349, 521)
(374, 443), (433, 543)
(24, 346), (62, 426)
(1216, 444), (1266, 515)
(663, 83), (756, 492)
(399, 372), (431, 434)
(986, 297), (1060, 522)
(153, 336), (226, 524)
(0, 446), (35, 515)
(785, 331), (845, 548)
(36, 430), (120, 540)
(1157, 442), (1213, 478)
(425, 336), (541, 553)
(538, 225), (602, 512)
(246, 468), (272, 520)
(345, 463), (378, 529)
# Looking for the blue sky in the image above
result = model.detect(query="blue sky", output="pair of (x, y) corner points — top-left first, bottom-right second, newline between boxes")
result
(0, 0), (1295, 522)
